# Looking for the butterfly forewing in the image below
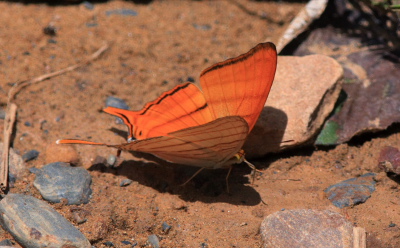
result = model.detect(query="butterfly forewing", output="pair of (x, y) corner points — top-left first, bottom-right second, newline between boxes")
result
(199, 42), (277, 132)
(110, 116), (249, 168)
(104, 83), (214, 140)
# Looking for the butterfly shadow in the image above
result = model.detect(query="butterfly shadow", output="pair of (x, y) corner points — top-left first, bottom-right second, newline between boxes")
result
(88, 149), (264, 205)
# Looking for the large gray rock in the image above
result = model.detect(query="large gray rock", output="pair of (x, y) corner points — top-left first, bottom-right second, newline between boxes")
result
(0, 194), (91, 248)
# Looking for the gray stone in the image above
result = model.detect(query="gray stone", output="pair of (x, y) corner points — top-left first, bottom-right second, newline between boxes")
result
(0, 194), (90, 248)
(0, 239), (13, 246)
(105, 96), (129, 110)
(107, 154), (117, 167)
(34, 162), (92, 205)
(325, 173), (376, 208)
(22, 149), (39, 162)
(119, 179), (133, 187)
(0, 108), (5, 120)
(0, 143), (28, 180)
(148, 234), (160, 248)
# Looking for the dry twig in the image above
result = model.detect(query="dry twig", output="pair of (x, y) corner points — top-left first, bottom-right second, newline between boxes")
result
(0, 43), (109, 193)
(1, 103), (17, 192)
(353, 227), (366, 248)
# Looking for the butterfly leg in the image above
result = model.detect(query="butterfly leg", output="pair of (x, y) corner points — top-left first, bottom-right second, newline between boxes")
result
(243, 159), (262, 185)
(180, 167), (205, 187)
(225, 166), (233, 194)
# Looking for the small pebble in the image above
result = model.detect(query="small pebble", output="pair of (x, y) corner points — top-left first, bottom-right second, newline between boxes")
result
(71, 207), (89, 224)
(161, 222), (172, 234)
(105, 96), (130, 124)
(260, 209), (353, 247)
(22, 149), (39, 162)
(120, 179), (133, 187)
(106, 9), (138, 17)
(187, 76), (195, 82)
(24, 121), (31, 127)
(45, 143), (79, 164)
(121, 240), (131, 245)
(0, 143), (28, 179)
(107, 154), (117, 167)
(82, 1), (94, 10)
(86, 22), (98, 28)
(103, 241), (115, 247)
(33, 162), (92, 205)
(0, 194), (91, 248)
(43, 25), (57, 36)
(0, 239), (13, 246)
(105, 96), (129, 110)
(325, 173), (376, 208)
(147, 234), (160, 248)
(0, 108), (5, 119)
(192, 23), (211, 31)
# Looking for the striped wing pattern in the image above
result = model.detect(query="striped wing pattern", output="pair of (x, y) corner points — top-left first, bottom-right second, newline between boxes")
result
(110, 116), (249, 168)
(200, 42), (277, 131)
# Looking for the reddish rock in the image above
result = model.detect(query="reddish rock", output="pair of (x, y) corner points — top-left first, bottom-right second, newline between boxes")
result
(378, 146), (400, 174)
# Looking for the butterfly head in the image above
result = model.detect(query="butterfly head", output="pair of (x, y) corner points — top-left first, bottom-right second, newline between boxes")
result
(234, 150), (246, 164)
(218, 149), (246, 168)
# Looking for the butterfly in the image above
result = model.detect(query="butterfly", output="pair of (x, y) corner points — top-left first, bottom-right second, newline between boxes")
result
(57, 42), (277, 185)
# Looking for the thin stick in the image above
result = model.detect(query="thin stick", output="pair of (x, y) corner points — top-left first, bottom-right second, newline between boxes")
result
(0, 44), (109, 192)
(8, 43), (109, 101)
(0, 103), (17, 192)
(353, 227), (366, 248)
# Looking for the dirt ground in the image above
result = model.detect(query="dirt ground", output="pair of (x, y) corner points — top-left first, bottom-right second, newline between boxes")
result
(0, 0), (399, 247)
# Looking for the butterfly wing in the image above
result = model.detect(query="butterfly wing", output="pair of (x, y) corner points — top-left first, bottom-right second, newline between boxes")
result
(104, 83), (214, 140)
(199, 42), (277, 132)
(109, 116), (248, 168)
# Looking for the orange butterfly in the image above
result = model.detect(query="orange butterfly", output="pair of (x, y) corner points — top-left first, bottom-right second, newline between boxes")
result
(58, 42), (277, 183)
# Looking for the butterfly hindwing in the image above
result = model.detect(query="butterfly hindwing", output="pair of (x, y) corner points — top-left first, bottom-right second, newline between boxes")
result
(110, 116), (249, 168)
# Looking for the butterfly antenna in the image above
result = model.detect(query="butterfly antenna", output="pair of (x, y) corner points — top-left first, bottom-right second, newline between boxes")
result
(180, 167), (205, 187)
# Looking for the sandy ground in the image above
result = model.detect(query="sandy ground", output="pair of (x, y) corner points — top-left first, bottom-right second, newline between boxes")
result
(0, 1), (399, 247)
